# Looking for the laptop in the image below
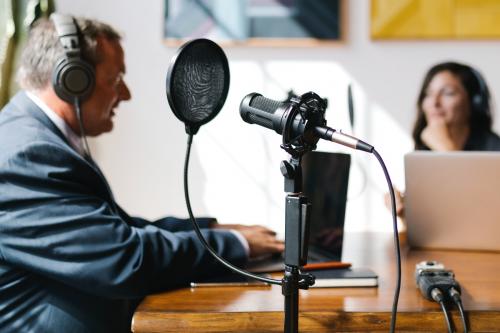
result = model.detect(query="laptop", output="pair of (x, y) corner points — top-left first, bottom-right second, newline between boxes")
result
(246, 151), (351, 272)
(405, 151), (500, 252)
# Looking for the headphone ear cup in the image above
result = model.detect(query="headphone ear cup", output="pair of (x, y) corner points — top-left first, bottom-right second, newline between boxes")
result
(52, 58), (95, 104)
(469, 67), (489, 116)
(472, 93), (483, 111)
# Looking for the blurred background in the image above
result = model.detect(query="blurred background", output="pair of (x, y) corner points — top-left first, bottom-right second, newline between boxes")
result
(2, 0), (500, 233)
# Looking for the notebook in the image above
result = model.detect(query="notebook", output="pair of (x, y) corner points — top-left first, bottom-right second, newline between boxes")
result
(309, 268), (378, 288)
(405, 151), (500, 252)
(246, 151), (351, 273)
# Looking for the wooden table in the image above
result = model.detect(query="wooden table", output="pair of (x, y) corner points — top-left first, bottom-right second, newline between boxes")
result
(132, 232), (500, 332)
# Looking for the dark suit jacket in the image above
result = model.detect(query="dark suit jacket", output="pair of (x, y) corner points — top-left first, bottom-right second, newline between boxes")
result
(0, 92), (246, 332)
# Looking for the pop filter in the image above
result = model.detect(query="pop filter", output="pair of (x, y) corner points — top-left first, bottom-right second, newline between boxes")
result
(164, 39), (279, 287)
(166, 38), (230, 134)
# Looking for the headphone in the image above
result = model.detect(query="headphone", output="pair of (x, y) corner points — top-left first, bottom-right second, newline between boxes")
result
(51, 13), (95, 104)
(469, 67), (489, 115)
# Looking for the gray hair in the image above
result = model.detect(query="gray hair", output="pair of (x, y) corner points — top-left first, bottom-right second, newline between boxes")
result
(17, 16), (122, 91)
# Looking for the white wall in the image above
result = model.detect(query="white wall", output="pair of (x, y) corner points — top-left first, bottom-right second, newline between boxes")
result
(56, 0), (500, 233)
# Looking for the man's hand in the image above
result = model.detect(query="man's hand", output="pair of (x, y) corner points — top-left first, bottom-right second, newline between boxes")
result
(212, 223), (285, 258)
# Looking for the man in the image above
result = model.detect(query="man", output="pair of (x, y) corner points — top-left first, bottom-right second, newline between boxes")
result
(0, 15), (284, 332)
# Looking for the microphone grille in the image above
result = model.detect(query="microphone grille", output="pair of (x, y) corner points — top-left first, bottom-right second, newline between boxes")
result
(250, 95), (285, 114)
(247, 113), (273, 128)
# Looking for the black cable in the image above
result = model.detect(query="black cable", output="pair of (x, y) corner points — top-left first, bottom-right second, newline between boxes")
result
(438, 300), (453, 333)
(450, 287), (468, 333)
(74, 99), (119, 214)
(431, 288), (453, 333)
(74, 99), (93, 160)
(456, 300), (468, 333)
(184, 134), (281, 285)
(372, 149), (401, 333)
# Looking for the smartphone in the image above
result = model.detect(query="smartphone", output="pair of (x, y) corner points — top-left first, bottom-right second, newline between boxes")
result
(190, 273), (271, 288)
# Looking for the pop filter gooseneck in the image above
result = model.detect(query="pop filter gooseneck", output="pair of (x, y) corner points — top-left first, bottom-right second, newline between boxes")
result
(166, 39), (280, 286)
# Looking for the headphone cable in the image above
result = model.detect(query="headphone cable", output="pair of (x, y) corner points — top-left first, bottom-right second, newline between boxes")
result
(74, 99), (93, 160)
(74, 99), (119, 214)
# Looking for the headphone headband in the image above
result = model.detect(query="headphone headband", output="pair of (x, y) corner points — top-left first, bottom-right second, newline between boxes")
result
(51, 14), (81, 57)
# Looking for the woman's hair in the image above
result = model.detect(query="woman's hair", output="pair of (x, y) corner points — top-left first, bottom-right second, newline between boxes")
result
(412, 61), (493, 150)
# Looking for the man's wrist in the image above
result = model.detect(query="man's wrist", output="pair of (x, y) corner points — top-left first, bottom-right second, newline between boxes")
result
(228, 230), (250, 257)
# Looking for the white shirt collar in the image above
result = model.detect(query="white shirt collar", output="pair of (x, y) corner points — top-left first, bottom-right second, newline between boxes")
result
(26, 91), (85, 156)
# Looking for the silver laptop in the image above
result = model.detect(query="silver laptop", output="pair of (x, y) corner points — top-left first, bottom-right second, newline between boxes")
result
(246, 151), (351, 273)
(405, 152), (500, 252)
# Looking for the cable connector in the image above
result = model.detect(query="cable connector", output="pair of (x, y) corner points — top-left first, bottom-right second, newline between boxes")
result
(431, 288), (444, 303)
(416, 269), (460, 301)
(448, 287), (461, 303)
(415, 262), (469, 333)
(429, 288), (452, 333)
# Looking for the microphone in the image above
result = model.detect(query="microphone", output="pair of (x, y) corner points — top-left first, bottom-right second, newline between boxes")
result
(240, 92), (373, 153)
(241, 91), (403, 333)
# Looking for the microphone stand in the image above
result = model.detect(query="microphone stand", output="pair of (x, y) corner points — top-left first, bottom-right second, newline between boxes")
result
(241, 91), (329, 332)
(280, 156), (315, 333)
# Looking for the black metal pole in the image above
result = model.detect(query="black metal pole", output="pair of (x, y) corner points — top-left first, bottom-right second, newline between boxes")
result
(281, 158), (314, 333)
(283, 266), (299, 333)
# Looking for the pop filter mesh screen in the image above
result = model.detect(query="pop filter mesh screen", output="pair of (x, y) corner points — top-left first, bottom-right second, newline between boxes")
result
(168, 40), (229, 124)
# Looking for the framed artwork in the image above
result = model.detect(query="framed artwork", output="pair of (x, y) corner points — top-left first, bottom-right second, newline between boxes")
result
(164, 0), (343, 46)
(371, 0), (500, 39)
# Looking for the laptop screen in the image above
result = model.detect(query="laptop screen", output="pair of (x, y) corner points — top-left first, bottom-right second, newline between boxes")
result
(302, 151), (351, 259)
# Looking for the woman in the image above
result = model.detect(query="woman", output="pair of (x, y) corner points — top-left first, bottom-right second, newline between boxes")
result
(389, 61), (500, 216)
(413, 61), (500, 152)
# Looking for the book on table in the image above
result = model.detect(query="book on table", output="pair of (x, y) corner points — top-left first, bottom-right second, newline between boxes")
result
(308, 268), (378, 288)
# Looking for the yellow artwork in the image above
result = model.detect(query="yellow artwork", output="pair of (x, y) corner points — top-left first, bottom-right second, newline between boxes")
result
(371, 0), (500, 39)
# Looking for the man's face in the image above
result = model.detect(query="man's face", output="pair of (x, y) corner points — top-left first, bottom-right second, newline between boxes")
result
(81, 37), (131, 136)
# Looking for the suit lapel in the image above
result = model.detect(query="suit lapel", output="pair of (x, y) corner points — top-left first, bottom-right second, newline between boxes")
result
(10, 91), (119, 212)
